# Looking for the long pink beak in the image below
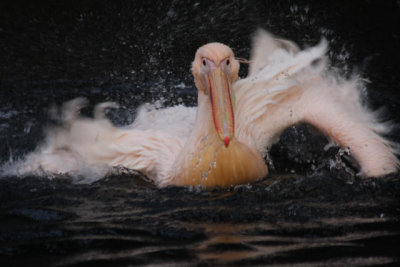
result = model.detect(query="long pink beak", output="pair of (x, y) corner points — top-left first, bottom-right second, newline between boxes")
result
(207, 68), (235, 147)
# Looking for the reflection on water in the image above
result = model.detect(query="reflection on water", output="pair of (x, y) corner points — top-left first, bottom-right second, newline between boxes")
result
(1, 174), (399, 266)
(196, 219), (398, 265)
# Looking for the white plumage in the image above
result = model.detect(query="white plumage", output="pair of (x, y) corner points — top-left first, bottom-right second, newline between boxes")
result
(8, 30), (398, 186)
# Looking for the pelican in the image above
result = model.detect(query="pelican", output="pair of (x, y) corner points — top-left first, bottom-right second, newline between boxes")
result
(15, 30), (398, 187)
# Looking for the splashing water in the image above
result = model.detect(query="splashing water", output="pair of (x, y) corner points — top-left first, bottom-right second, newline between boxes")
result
(1, 96), (198, 184)
(1, 1), (400, 266)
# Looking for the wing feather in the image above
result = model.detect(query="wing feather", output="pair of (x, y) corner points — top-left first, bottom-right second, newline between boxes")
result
(8, 100), (185, 184)
(234, 30), (398, 176)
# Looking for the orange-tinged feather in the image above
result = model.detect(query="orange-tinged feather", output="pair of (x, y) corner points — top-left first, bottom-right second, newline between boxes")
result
(172, 130), (268, 188)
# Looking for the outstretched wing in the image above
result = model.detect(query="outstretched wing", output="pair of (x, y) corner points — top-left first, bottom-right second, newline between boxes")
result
(234, 30), (398, 176)
(11, 98), (185, 185)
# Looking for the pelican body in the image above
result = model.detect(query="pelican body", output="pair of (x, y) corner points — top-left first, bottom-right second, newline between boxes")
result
(14, 30), (399, 187)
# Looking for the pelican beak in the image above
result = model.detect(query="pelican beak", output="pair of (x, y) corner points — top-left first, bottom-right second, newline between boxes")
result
(207, 67), (235, 147)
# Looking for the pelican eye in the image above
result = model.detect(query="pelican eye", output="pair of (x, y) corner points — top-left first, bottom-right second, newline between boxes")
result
(202, 59), (206, 66)
(226, 59), (230, 65)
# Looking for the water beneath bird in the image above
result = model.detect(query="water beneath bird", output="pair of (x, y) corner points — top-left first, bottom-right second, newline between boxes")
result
(1, 1), (400, 266)
(1, 171), (399, 266)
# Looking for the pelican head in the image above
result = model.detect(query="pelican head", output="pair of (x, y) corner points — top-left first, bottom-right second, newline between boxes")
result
(191, 43), (240, 147)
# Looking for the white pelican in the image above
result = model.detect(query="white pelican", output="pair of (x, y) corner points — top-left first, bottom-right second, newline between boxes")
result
(15, 30), (398, 187)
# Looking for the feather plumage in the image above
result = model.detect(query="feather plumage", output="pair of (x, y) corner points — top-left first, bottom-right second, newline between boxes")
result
(6, 30), (398, 185)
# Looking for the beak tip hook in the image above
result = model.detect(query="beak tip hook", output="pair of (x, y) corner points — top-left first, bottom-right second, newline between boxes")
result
(224, 136), (230, 147)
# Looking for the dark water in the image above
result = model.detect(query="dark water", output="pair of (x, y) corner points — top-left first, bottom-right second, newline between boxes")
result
(1, 0), (400, 266)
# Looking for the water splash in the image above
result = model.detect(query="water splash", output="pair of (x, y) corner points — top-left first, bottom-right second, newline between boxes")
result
(0, 85), (196, 184)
